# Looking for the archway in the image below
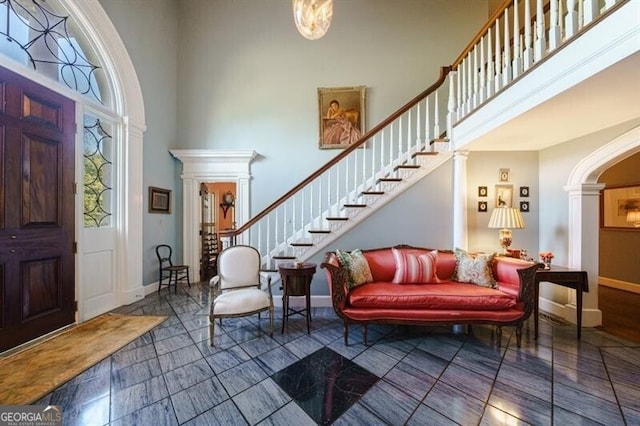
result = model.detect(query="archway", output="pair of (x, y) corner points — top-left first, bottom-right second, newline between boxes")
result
(564, 125), (640, 327)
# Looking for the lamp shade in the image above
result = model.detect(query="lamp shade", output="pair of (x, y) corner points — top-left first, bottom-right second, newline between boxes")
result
(627, 210), (640, 227)
(488, 207), (525, 229)
(293, 0), (333, 40)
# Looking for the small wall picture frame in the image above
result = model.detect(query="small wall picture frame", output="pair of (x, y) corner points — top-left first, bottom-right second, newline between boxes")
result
(495, 184), (513, 208)
(520, 201), (530, 213)
(520, 186), (530, 197)
(478, 201), (488, 212)
(499, 168), (510, 182)
(149, 186), (171, 213)
(478, 186), (488, 197)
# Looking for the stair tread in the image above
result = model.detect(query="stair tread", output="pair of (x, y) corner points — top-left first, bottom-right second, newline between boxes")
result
(272, 255), (296, 259)
(343, 204), (367, 208)
(361, 191), (384, 195)
(396, 164), (420, 169)
(413, 151), (439, 156)
(326, 217), (349, 221)
(308, 229), (331, 233)
(290, 242), (313, 247)
(378, 177), (402, 182)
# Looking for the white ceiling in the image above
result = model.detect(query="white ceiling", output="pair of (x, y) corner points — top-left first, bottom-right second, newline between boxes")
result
(462, 51), (640, 151)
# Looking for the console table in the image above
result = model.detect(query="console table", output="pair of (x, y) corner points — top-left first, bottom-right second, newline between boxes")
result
(278, 262), (316, 334)
(534, 266), (589, 339)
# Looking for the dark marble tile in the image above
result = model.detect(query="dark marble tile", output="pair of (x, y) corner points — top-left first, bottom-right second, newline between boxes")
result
(170, 377), (230, 424)
(423, 380), (485, 425)
(272, 347), (378, 425)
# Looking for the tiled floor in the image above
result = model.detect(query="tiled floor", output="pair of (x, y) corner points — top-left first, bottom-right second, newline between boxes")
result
(35, 282), (640, 425)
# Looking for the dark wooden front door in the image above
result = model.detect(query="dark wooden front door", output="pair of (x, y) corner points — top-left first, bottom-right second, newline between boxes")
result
(0, 66), (76, 352)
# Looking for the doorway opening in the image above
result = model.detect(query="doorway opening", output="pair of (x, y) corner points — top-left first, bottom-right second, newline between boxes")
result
(200, 182), (236, 281)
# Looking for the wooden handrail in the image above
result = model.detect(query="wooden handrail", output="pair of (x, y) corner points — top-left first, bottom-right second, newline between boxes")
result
(227, 66), (452, 240)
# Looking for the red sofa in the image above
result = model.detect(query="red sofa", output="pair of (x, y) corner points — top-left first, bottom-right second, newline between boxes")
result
(321, 245), (540, 347)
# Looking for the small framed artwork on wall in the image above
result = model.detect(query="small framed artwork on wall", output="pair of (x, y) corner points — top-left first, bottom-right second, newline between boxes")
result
(149, 186), (171, 213)
(495, 184), (513, 208)
(478, 186), (488, 197)
(499, 168), (510, 182)
(520, 201), (530, 212)
(478, 201), (488, 212)
(520, 186), (530, 197)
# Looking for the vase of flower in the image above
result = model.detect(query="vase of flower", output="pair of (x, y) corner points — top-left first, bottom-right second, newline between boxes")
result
(539, 252), (554, 269)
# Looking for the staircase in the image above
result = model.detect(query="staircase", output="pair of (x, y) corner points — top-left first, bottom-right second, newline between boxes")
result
(224, 0), (632, 270)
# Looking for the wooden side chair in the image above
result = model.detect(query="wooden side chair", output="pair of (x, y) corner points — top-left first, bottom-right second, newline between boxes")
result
(156, 244), (190, 294)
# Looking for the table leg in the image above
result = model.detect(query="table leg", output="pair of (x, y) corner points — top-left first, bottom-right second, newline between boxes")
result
(534, 280), (540, 340)
(281, 286), (288, 334)
(305, 283), (311, 334)
(576, 287), (582, 339)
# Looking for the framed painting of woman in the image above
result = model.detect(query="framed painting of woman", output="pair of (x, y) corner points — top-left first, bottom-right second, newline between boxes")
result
(318, 86), (366, 149)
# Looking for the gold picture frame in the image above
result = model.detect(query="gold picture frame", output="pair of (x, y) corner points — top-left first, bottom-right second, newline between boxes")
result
(601, 183), (640, 229)
(318, 86), (366, 149)
(149, 186), (171, 213)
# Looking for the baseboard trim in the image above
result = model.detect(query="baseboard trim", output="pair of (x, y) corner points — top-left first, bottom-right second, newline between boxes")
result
(539, 297), (602, 327)
(598, 276), (640, 294)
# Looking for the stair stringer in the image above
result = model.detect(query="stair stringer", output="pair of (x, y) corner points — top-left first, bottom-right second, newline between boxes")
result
(286, 151), (453, 263)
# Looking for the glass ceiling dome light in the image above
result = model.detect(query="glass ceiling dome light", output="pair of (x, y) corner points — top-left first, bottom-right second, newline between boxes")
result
(292, 0), (334, 40)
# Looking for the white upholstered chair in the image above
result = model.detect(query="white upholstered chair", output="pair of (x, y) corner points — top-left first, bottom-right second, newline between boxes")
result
(209, 245), (273, 346)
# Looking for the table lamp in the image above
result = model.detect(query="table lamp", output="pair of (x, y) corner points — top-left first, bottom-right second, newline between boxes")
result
(488, 206), (525, 253)
(627, 210), (640, 227)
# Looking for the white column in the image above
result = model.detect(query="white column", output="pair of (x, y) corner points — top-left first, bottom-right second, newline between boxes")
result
(452, 150), (469, 250)
(564, 182), (605, 327)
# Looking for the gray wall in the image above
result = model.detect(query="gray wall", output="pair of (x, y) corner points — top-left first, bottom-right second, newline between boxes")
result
(101, 0), (489, 285)
(99, 0), (181, 285)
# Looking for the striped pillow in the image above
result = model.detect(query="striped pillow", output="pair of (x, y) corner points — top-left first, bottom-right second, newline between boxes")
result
(392, 248), (439, 284)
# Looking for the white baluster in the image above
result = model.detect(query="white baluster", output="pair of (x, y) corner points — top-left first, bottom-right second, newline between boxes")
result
(447, 72), (455, 142)
(335, 163), (340, 214)
(433, 91), (440, 140)
(565, 0), (577, 38)
(425, 96), (431, 146)
(398, 116), (403, 163)
(487, 30), (494, 98)
(549, 0), (560, 50)
(473, 45), (479, 107)
(415, 102), (421, 152)
(318, 177), (322, 222)
(466, 53), (472, 113)
(512, 0), (521, 78)
(275, 208), (279, 253)
(479, 36), (486, 103)
(455, 64), (462, 121)
(503, 8), (512, 86)
(534, 0), (546, 61)
(495, 18), (502, 92)
(523, 0), (532, 70)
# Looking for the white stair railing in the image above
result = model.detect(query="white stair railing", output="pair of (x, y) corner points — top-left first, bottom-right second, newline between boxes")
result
(229, 68), (453, 269)
(450, 0), (626, 125)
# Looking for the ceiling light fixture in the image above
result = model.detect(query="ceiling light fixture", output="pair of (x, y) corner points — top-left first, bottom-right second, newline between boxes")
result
(292, 0), (334, 40)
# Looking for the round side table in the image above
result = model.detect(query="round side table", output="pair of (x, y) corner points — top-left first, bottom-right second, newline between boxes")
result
(278, 262), (316, 334)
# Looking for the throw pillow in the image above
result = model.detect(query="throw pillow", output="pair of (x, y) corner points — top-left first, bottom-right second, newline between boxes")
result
(392, 248), (439, 284)
(336, 249), (373, 290)
(452, 248), (496, 288)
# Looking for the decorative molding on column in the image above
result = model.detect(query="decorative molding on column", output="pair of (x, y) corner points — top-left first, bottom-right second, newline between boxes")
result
(452, 150), (469, 250)
(170, 149), (257, 277)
